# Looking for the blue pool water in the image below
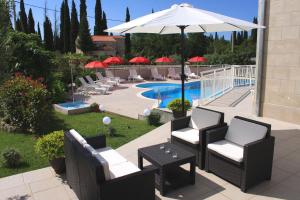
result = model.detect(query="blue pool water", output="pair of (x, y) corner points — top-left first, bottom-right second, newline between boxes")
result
(137, 82), (202, 108)
(58, 101), (90, 110)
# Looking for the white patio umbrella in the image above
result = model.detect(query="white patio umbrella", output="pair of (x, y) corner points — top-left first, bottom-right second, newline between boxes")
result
(106, 3), (264, 115)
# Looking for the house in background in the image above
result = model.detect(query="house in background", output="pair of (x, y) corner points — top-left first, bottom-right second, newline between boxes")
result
(76, 35), (125, 58)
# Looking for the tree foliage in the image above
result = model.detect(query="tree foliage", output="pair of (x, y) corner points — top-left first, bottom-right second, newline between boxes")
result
(102, 11), (108, 35)
(19, 0), (27, 33)
(44, 16), (54, 51)
(27, 8), (35, 34)
(94, 0), (103, 35)
(70, 0), (79, 52)
(125, 7), (131, 58)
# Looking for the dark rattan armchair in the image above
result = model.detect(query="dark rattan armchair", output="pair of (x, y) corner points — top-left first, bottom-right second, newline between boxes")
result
(64, 130), (156, 200)
(205, 116), (275, 192)
(171, 107), (226, 169)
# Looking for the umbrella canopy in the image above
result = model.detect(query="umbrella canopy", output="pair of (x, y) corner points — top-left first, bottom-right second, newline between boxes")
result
(129, 56), (150, 64)
(85, 61), (108, 69)
(103, 56), (125, 65)
(188, 56), (207, 63)
(155, 57), (174, 63)
(106, 3), (263, 115)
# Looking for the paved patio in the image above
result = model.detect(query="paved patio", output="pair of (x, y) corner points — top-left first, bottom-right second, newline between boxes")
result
(1, 94), (300, 199)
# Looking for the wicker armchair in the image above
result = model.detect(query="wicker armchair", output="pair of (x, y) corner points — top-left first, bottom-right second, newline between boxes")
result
(171, 107), (226, 169)
(205, 116), (275, 192)
(64, 130), (156, 200)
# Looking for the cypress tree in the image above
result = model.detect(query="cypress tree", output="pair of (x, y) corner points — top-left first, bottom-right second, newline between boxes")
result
(60, 1), (65, 52)
(19, 0), (28, 33)
(27, 8), (35, 33)
(102, 11), (108, 35)
(214, 32), (219, 40)
(0, 0), (12, 32)
(44, 16), (54, 50)
(53, 7), (60, 51)
(70, 0), (79, 52)
(94, 0), (103, 35)
(37, 22), (42, 40)
(15, 18), (22, 32)
(77, 0), (94, 52)
(243, 31), (248, 40)
(251, 17), (258, 43)
(236, 32), (242, 45)
(125, 7), (131, 57)
(63, 0), (71, 52)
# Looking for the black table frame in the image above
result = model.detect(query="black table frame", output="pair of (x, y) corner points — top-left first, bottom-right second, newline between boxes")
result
(138, 143), (196, 196)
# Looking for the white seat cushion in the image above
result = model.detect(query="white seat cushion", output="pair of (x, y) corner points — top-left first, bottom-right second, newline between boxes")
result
(172, 128), (199, 144)
(69, 129), (87, 145)
(109, 161), (140, 179)
(95, 147), (127, 166)
(189, 108), (221, 130)
(225, 118), (268, 146)
(208, 140), (244, 162)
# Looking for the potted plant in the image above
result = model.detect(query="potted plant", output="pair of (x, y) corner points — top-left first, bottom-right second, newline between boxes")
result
(167, 99), (191, 118)
(35, 130), (65, 174)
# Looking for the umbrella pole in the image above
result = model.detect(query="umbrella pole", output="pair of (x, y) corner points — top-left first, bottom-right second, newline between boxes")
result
(179, 26), (187, 116)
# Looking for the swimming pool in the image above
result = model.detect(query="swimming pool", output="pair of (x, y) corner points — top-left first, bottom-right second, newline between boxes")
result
(53, 101), (91, 115)
(137, 82), (202, 108)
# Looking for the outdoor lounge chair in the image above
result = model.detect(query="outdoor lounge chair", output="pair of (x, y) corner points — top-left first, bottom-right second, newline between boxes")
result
(185, 66), (199, 79)
(171, 107), (225, 169)
(205, 116), (275, 192)
(151, 68), (165, 81)
(95, 72), (118, 86)
(78, 77), (107, 94)
(85, 75), (113, 90)
(128, 68), (144, 82)
(64, 130), (156, 200)
(105, 70), (125, 83)
(167, 68), (180, 80)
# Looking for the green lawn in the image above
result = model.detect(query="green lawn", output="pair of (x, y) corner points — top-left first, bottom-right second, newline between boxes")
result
(0, 112), (157, 178)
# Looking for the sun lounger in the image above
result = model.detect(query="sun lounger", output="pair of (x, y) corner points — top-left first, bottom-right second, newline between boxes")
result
(185, 66), (199, 79)
(151, 68), (165, 81)
(105, 70), (125, 83)
(167, 68), (180, 80)
(85, 75), (113, 90)
(78, 77), (107, 94)
(128, 68), (144, 82)
(95, 72), (118, 86)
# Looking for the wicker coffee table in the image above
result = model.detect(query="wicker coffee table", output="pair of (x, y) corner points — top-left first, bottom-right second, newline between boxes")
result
(138, 142), (196, 196)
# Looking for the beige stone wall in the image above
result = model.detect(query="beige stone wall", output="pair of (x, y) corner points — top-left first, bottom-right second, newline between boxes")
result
(261, 0), (300, 124)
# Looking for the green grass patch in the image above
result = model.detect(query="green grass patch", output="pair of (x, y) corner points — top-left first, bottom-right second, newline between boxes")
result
(0, 112), (157, 178)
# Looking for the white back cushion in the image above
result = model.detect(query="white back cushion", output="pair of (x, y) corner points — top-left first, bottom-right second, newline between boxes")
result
(189, 108), (221, 130)
(70, 129), (87, 145)
(225, 118), (268, 146)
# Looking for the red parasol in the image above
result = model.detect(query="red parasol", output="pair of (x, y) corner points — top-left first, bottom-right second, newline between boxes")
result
(85, 61), (108, 69)
(155, 57), (174, 63)
(103, 56), (125, 65)
(188, 56), (208, 63)
(129, 56), (150, 64)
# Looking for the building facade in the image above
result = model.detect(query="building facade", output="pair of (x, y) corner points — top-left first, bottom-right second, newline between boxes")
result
(76, 35), (125, 58)
(260, 0), (300, 124)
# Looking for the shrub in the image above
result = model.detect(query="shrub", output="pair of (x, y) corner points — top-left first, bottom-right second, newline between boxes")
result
(35, 130), (64, 161)
(147, 111), (161, 126)
(90, 103), (99, 112)
(167, 99), (192, 112)
(0, 75), (49, 132)
(49, 78), (66, 103)
(1, 148), (22, 168)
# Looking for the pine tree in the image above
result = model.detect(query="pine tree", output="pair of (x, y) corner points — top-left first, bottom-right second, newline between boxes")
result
(19, 0), (28, 33)
(102, 11), (108, 35)
(37, 22), (42, 40)
(125, 7), (131, 57)
(60, 1), (65, 52)
(94, 0), (103, 35)
(70, 0), (79, 52)
(27, 8), (35, 33)
(44, 16), (54, 50)
(77, 0), (94, 52)
(63, 0), (71, 52)
(251, 17), (258, 43)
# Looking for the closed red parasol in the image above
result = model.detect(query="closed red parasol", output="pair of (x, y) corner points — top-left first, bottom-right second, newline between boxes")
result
(85, 61), (108, 69)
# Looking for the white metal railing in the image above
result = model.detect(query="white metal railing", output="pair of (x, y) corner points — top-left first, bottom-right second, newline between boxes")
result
(198, 65), (256, 105)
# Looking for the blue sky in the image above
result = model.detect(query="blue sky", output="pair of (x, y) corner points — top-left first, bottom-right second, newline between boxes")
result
(16, 0), (258, 38)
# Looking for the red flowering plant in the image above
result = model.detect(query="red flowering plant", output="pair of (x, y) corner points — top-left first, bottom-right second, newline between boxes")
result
(0, 75), (49, 133)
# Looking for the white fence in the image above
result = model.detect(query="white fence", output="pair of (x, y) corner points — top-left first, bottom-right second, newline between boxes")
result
(198, 65), (256, 105)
